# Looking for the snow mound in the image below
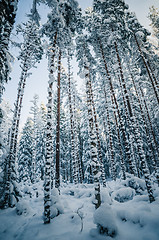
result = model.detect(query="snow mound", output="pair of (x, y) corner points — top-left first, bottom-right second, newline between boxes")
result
(94, 203), (117, 237)
(116, 200), (159, 232)
(101, 189), (112, 205)
(50, 188), (64, 218)
(112, 187), (135, 202)
(123, 175), (146, 194)
(62, 185), (94, 198)
(74, 188), (93, 198)
(16, 200), (31, 216)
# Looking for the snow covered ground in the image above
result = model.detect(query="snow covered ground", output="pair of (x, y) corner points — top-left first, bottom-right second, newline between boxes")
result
(0, 177), (159, 240)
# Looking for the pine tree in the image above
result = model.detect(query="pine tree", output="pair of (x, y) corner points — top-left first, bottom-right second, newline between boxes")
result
(1, 6), (43, 208)
(55, 49), (62, 190)
(67, 52), (78, 184)
(30, 94), (39, 183)
(76, 34), (101, 209)
(0, 100), (12, 207)
(18, 118), (33, 183)
(43, 0), (82, 223)
(0, 0), (18, 102)
(36, 103), (47, 181)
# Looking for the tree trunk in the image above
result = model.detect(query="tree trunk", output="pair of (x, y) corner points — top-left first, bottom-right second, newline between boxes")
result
(88, 78), (107, 186)
(55, 49), (61, 190)
(85, 61), (101, 209)
(134, 33), (159, 104)
(3, 62), (28, 208)
(114, 40), (155, 202)
(127, 64), (157, 173)
(67, 52), (78, 184)
(44, 32), (57, 224)
(0, 0), (18, 101)
(98, 38), (136, 175)
(72, 92), (83, 184)
(102, 83), (116, 181)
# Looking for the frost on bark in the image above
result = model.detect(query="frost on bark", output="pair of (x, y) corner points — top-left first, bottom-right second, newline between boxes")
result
(88, 78), (107, 186)
(102, 83), (117, 181)
(1, 17), (43, 208)
(2, 63), (28, 208)
(30, 94), (39, 184)
(55, 49), (61, 190)
(44, 32), (57, 224)
(67, 52), (78, 184)
(85, 60), (101, 209)
(114, 40), (155, 203)
(72, 92), (83, 184)
(134, 34), (159, 105)
(0, 0), (18, 101)
(98, 39), (135, 176)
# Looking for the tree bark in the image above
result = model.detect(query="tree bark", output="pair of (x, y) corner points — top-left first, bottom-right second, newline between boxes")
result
(55, 49), (61, 190)
(44, 32), (57, 224)
(85, 62), (101, 209)
(134, 33), (159, 104)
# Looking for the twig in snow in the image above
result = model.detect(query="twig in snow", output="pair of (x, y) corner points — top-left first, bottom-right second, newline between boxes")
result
(75, 205), (84, 233)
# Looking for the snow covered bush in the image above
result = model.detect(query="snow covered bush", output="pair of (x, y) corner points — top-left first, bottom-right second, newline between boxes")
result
(50, 188), (64, 219)
(94, 203), (117, 237)
(123, 175), (146, 194)
(16, 200), (31, 216)
(112, 187), (135, 203)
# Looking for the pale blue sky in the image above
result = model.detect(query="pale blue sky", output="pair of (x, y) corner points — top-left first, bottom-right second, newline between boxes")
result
(3, 0), (159, 128)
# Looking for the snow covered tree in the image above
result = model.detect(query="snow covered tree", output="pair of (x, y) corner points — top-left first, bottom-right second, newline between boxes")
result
(43, 0), (82, 223)
(29, 94), (39, 183)
(18, 118), (33, 183)
(36, 103), (47, 181)
(90, 0), (155, 203)
(76, 34), (102, 209)
(1, 5), (43, 208)
(0, 0), (18, 102)
(0, 100), (12, 206)
(55, 49), (61, 190)
(149, 6), (159, 47)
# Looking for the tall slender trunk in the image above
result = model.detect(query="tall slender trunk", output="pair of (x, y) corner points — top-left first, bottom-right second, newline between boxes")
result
(85, 61), (101, 209)
(114, 40), (155, 202)
(139, 84), (159, 185)
(139, 83), (158, 151)
(3, 62), (28, 208)
(72, 93), (83, 184)
(31, 97), (38, 184)
(44, 32), (57, 224)
(88, 78), (107, 186)
(0, 0), (18, 102)
(102, 83), (116, 181)
(98, 38), (135, 175)
(117, 73), (137, 176)
(134, 33), (159, 104)
(127, 64), (157, 173)
(67, 52), (78, 184)
(55, 49), (61, 190)
(147, 60), (159, 91)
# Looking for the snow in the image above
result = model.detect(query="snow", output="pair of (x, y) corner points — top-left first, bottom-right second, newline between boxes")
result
(0, 180), (159, 240)
(94, 203), (117, 237)
(16, 199), (32, 216)
(50, 188), (64, 218)
(112, 187), (135, 202)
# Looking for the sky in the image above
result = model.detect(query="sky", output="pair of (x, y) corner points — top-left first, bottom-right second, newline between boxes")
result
(3, 0), (159, 128)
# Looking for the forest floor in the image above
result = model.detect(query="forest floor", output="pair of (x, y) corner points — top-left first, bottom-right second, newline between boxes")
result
(0, 176), (159, 240)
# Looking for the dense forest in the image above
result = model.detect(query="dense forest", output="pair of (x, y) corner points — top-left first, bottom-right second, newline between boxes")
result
(0, 0), (159, 239)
